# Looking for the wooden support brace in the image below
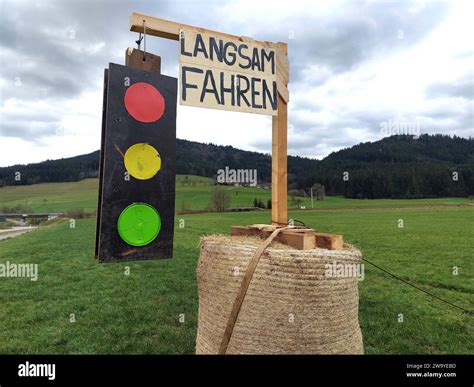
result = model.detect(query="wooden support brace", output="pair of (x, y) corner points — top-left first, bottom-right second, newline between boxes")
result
(125, 48), (161, 73)
(230, 225), (344, 250)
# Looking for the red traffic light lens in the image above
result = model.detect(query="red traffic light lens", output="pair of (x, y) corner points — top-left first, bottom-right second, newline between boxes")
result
(124, 82), (165, 123)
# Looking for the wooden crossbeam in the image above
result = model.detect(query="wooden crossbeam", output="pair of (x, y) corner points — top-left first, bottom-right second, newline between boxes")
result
(129, 13), (289, 102)
(130, 13), (288, 60)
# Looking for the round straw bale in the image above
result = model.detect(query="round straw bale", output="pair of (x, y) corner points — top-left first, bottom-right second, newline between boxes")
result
(196, 235), (364, 354)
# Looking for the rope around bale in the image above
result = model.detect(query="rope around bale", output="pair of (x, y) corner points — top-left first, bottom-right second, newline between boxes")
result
(218, 227), (291, 354)
(197, 236), (364, 354)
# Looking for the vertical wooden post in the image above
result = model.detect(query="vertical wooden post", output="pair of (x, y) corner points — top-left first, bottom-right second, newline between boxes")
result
(272, 43), (288, 226)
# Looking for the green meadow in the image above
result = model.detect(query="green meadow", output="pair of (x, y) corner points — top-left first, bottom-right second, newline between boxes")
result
(0, 177), (471, 213)
(0, 195), (472, 353)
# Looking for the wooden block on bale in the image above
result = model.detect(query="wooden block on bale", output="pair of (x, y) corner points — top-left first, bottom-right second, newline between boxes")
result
(230, 226), (316, 250)
(315, 233), (344, 250)
(279, 230), (316, 250)
(231, 226), (272, 238)
(230, 225), (344, 251)
(249, 224), (276, 232)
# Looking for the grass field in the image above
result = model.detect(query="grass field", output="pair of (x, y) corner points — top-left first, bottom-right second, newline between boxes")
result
(0, 177), (472, 213)
(0, 205), (472, 354)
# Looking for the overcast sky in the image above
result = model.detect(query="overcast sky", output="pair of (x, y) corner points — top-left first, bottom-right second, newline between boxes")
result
(0, 0), (472, 167)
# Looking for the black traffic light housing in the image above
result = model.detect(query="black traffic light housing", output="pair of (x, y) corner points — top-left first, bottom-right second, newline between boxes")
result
(95, 63), (177, 262)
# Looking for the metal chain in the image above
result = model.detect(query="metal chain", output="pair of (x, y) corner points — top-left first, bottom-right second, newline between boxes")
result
(143, 20), (147, 61)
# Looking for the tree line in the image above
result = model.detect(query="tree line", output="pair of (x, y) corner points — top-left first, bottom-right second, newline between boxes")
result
(0, 135), (472, 199)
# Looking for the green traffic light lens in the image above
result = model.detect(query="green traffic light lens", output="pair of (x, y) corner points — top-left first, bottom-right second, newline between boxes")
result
(117, 203), (161, 246)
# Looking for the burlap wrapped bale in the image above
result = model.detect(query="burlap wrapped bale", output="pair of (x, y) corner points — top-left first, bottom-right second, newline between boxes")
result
(196, 235), (364, 354)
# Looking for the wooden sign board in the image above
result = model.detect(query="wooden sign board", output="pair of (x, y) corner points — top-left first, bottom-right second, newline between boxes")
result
(179, 29), (278, 116)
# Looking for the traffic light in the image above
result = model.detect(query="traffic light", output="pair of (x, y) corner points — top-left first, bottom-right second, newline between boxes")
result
(95, 63), (177, 262)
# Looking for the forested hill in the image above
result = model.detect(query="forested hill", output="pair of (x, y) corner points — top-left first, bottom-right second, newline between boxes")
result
(0, 139), (316, 186)
(0, 134), (472, 198)
(175, 139), (316, 183)
(0, 151), (101, 185)
(304, 134), (474, 198)
(324, 134), (473, 164)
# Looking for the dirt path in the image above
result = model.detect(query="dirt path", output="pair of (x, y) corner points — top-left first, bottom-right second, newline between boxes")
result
(177, 203), (473, 215)
(292, 204), (474, 212)
(0, 227), (37, 241)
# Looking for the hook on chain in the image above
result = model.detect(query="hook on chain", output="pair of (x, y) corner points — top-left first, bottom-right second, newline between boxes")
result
(135, 33), (143, 50)
(134, 20), (147, 62)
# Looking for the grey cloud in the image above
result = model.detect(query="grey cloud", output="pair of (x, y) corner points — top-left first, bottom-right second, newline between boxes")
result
(248, 1), (451, 85)
(1, 1), (146, 100)
(289, 108), (389, 137)
(426, 81), (474, 99)
(0, 119), (61, 140)
(0, 0), (177, 141)
(251, 124), (366, 159)
(0, 0), (471, 159)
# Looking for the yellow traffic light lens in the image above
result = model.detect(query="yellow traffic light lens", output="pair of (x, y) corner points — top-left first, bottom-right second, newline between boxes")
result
(124, 143), (161, 180)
